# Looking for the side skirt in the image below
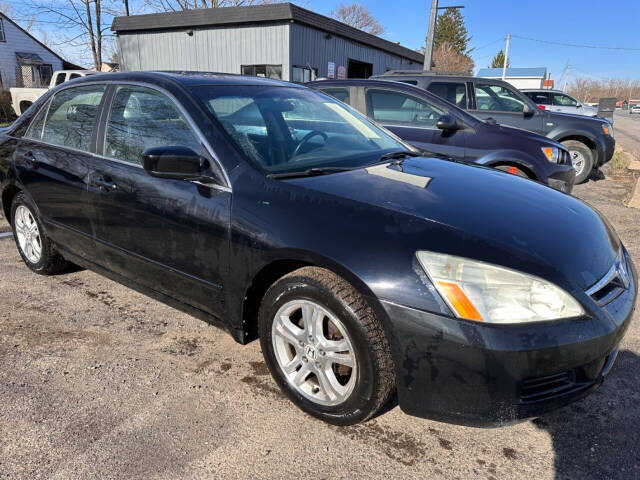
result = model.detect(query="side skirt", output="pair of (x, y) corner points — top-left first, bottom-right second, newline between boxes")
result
(57, 245), (248, 344)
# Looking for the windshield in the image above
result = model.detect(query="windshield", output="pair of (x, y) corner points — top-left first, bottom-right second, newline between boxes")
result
(191, 85), (409, 174)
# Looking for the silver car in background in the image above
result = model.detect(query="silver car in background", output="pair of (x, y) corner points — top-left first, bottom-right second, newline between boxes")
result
(522, 89), (599, 117)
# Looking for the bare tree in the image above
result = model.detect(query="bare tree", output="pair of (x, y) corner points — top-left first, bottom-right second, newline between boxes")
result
(432, 41), (474, 74)
(144, 0), (283, 12)
(568, 78), (640, 103)
(329, 2), (384, 35)
(20, 0), (125, 70)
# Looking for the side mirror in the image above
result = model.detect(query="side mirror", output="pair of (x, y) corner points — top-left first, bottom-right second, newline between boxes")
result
(523, 103), (534, 117)
(141, 146), (208, 181)
(576, 104), (582, 108)
(436, 114), (458, 131)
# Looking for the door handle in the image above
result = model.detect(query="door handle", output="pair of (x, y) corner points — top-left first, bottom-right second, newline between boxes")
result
(92, 177), (118, 192)
(21, 151), (37, 168)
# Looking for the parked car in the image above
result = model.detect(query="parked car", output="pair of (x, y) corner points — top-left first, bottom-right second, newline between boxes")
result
(1, 72), (636, 427)
(10, 69), (97, 116)
(630, 105), (640, 115)
(521, 89), (599, 117)
(372, 72), (616, 183)
(307, 79), (576, 193)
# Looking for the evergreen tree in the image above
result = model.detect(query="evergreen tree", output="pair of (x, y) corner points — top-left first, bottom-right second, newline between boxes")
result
(490, 50), (510, 69)
(434, 8), (472, 55)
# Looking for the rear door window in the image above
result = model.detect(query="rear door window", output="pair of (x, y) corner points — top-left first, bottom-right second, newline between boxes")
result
(427, 82), (467, 108)
(104, 85), (202, 165)
(41, 84), (105, 151)
(524, 91), (551, 105)
(366, 88), (445, 127)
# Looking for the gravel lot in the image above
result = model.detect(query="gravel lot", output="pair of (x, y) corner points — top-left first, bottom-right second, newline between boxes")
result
(1, 126), (639, 479)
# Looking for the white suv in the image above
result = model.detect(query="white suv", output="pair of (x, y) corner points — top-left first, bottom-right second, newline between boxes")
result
(629, 105), (640, 115)
(522, 89), (598, 117)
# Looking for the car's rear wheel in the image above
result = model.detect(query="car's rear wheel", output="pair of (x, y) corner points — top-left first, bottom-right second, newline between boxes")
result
(562, 140), (594, 184)
(11, 192), (69, 275)
(258, 267), (395, 425)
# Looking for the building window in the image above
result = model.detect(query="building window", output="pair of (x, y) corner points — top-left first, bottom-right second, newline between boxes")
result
(15, 52), (53, 87)
(0, 19), (5, 42)
(291, 65), (317, 83)
(241, 65), (282, 80)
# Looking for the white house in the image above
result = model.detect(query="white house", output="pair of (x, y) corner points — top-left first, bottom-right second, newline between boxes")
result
(476, 67), (548, 90)
(0, 13), (77, 90)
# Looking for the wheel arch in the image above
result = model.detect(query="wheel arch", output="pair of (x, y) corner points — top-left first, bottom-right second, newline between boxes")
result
(240, 251), (385, 344)
(485, 160), (537, 180)
(1, 183), (22, 224)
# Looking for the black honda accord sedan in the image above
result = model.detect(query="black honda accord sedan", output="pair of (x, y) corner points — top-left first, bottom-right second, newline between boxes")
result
(0, 72), (636, 426)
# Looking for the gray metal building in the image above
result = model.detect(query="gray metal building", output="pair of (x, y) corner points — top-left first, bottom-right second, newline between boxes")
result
(112, 3), (424, 82)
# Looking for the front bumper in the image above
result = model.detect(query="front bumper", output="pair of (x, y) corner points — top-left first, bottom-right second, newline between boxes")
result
(599, 135), (616, 166)
(546, 164), (576, 193)
(381, 253), (636, 427)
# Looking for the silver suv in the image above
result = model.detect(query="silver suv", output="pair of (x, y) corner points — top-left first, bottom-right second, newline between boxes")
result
(522, 89), (598, 117)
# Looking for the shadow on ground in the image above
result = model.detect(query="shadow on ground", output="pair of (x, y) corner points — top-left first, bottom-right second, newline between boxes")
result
(534, 349), (640, 479)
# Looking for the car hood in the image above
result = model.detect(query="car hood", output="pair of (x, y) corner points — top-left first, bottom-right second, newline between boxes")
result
(490, 123), (565, 147)
(286, 157), (620, 291)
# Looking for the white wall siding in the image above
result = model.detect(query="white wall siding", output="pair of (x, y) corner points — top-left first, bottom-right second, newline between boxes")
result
(481, 76), (544, 90)
(0, 17), (63, 89)
(289, 23), (421, 78)
(118, 24), (290, 79)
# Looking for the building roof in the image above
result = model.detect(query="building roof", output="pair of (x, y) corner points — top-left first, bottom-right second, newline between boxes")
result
(476, 67), (547, 78)
(111, 3), (424, 63)
(0, 13), (82, 70)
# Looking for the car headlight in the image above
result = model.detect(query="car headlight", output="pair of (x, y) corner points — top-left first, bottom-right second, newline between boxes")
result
(416, 251), (584, 324)
(602, 123), (613, 137)
(541, 146), (560, 163)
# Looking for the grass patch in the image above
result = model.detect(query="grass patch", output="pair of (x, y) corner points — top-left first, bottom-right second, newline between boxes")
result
(610, 150), (630, 176)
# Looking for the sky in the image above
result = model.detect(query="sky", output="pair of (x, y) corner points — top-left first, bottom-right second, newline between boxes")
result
(304, 0), (640, 82)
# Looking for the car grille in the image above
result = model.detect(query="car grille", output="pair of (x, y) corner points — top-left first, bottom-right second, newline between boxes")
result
(519, 352), (617, 405)
(586, 252), (630, 307)
(520, 371), (581, 404)
(559, 149), (570, 165)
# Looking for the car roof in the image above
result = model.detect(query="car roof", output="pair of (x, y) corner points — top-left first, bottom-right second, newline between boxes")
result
(67, 70), (301, 88)
(521, 89), (567, 93)
(373, 73), (477, 82)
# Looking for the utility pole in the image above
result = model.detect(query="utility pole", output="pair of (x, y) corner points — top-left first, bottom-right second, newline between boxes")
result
(124, 0), (130, 16)
(423, 0), (438, 71)
(423, 2), (466, 71)
(502, 33), (511, 80)
(563, 64), (571, 92)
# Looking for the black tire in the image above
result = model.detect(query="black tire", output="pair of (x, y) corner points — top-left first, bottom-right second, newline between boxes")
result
(258, 267), (395, 425)
(562, 140), (594, 184)
(10, 192), (69, 275)
(494, 165), (530, 178)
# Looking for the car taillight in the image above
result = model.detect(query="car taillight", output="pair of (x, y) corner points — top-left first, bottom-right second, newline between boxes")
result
(537, 104), (546, 110)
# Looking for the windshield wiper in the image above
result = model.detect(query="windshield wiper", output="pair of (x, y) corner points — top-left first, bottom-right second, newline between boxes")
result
(267, 167), (352, 179)
(363, 150), (422, 168)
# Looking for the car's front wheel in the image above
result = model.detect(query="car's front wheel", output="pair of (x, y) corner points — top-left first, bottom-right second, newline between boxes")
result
(11, 192), (69, 275)
(258, 267), (395, 425)
(562, 140), (594, 184)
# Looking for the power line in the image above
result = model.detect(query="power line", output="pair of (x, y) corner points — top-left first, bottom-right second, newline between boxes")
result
(471, 37), (504, 52)
(511, 34), (640, 52)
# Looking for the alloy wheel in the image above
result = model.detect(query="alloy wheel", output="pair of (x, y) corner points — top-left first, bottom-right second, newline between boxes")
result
(271, 299), (357, 406)
(570, 150), (586, 176)
(14, 205), (42, 264)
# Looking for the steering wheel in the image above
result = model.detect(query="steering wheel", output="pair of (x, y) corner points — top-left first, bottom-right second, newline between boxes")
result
(292, 130), (328, 158)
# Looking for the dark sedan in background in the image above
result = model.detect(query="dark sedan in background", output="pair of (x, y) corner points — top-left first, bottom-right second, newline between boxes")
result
(371, 71), (616, 184)
(0, 72), (636, 427)
(308, 79), (576, 193)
